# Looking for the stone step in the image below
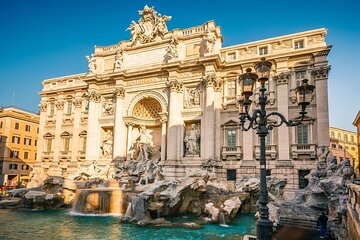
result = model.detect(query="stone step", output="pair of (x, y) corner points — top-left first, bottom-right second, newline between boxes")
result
(278, 217), (318, 231)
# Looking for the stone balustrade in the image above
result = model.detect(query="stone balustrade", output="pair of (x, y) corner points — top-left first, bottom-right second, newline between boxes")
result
(221, 146), (242, 160)
(347, 183), (360, 239)
(291, 143), (317, 159)
(254, 144), (277, 160)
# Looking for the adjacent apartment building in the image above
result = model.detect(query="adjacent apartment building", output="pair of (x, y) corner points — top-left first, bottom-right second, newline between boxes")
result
(329, 127), (358, 168)
(30, 5), (331, 190)
(353, 111), (360, 173)
(0, 107), (39, 186)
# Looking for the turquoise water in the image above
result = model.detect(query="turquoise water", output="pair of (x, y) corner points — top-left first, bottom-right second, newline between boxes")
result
(0, 209), (256, 240)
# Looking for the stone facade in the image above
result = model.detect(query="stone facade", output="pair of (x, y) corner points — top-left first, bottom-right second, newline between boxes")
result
(30, 5), (331, 190)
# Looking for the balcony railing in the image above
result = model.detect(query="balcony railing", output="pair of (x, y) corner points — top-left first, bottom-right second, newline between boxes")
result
(291, 143), (317, 159)
(254, 145), (277, 160)
(221, 146), (242, 160)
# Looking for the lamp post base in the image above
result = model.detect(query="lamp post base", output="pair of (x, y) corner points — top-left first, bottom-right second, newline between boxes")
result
(257, 218), (273, 240)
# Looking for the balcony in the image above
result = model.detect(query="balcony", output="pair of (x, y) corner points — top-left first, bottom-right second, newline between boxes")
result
(254, 145), (277, 160)
(221, 146), (242, 160)
(291, 144), (317, 159)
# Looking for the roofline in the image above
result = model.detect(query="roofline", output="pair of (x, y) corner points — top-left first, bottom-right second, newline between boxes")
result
(0, 106), (39, 116)
(221, 28), (327, 50)
(329, 126), (357, 134)
(353, 111), (360, 126)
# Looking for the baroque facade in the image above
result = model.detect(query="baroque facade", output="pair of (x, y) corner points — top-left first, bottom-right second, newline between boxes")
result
(30, 6), (331, 189)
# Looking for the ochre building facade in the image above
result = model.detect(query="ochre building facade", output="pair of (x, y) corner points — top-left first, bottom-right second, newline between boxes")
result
(30, 6), (331, 189)
(0, 107), (39, 186)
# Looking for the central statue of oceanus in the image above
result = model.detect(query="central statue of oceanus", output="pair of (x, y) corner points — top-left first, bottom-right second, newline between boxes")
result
(130, 125), (161, 162)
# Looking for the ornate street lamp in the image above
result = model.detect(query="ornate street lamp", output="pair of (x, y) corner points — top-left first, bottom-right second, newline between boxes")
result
(237, 58), (315, 240)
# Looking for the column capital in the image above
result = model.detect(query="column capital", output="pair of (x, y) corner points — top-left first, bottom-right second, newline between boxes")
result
(159, 112), (168, 123)
(114, 86), (126, 99)
(311, 66), (331, 80)
(73, 98), (83, 108)
(273, 72), (290, 85)
(39, 102), (47, 112)
(88, 91), (101, 102)
(201, 74), (222, 91)
(55, 100), (64, 110)
(166, 79), (183, 92)
(125, 121), (135, 127)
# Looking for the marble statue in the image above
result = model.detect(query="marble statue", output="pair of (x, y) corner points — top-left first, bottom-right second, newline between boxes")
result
(101, 129), (113, 158)
(205, 30), (216, 53)
(184, 124), (200, 156)
(127, 5), (171, 45)
(66, 160), (110, 181)
(85, 54), (96, 75)
(133, 125), (153, 161)
(114, 49), (124, 71)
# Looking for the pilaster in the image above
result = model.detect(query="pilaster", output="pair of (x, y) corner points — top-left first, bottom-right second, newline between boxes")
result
(312, 65), (331, 146)
(113, 86), (126, 160)
(85, 91), (101, 161)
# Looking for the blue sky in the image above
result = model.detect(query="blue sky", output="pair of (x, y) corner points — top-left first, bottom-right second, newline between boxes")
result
(0, 0), (359, 131)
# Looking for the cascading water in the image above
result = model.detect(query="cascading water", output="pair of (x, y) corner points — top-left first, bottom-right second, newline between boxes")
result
(219, 212), (229, 227)
(71, 188), (127, 216)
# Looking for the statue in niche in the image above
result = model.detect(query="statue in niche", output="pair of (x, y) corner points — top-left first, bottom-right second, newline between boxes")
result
(103, 99), (114, 116)
(205, 30), (216, 53)
(85, 54), (96, 75)
(114, 48), (124, 71)
(134, 125), (153, 161)
(184, 124), (201, 156)
(101, 129), (113, 158)
(185, 88), (200, 108)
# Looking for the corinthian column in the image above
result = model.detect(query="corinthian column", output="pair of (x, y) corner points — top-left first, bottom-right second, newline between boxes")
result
(202, 74), (220, 160)
(85, 91), (101, 161)
(167, 78), (183, 161)
(312, 65), (331, 146)
(113, 86), (126, 160)
(274, 72), (291, 161)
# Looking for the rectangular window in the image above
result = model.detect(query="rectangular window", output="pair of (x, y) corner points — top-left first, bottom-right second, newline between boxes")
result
(80, 137), (87, 152)
(265, 133), (271, 145)
(0, 121), (2, 128)
(24, 151), (29, 159)
(10, 150), (19, 158)
(22, 165), (30, 170)
(63, 138), (70, 152)
(14, 122), (19, 130)
(227, 81), (236, 97)
(67, 100), (72, 114)
(331, 143), (337, 148)
(9, 164), (18, 170)
(226, 129), (236, 147)
(12, 136), (20, 144)
(37, 127), (39, 134)
(351, 136), (354, 142)
(345, 146), (349, 150)
(227, 52), (236, 60)
(35, 140), (38, 146)
(227, 169), (237, 181)
(297, 124), (308, 144)
(344, 134), (348, 142)
(351, 147), (356, 151)
(34, 152), (37, 160)
(330, 131), (334, 138)
(295, 70), (306, 87)
(24, 138), (32, 146)
(266, 169), (271, 176)
(46, 139), (52, 152)
(25, 125), (31, 132)
(49, 103), (55, 116)
(337, 133), (341, 140)
(259, 46), (268, 55)
(339, 145), (343, 149)
(294, 40), (304, 49)
(299, 170), (310, 189)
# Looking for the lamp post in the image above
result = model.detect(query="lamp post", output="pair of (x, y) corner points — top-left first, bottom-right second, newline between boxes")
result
(237, 58), (315, 240)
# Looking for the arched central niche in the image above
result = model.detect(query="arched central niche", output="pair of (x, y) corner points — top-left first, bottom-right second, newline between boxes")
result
(132, 98), (162, 120)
